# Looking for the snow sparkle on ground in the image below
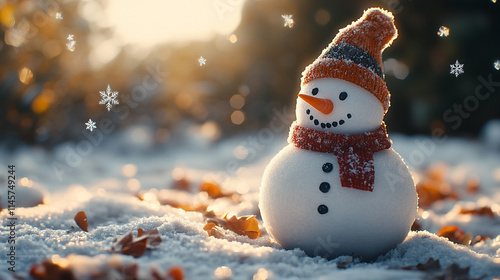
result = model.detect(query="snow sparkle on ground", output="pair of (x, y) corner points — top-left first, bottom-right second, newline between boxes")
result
(85, 119), (97, 132)
(99, 84), (119, 111)
(450, 60), (464, 77)
(281, 14), (294, 28)
(1, 124), (500, 279)
(198, 56), (207, 66)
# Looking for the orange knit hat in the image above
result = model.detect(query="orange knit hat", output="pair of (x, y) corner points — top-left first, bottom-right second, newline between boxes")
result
(301, 8), (398, 113)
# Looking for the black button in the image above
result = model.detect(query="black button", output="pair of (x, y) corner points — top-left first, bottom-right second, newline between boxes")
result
(318, 204), (328, 214)
(322, 163), (333, 173)
(319, 182), (330, 193)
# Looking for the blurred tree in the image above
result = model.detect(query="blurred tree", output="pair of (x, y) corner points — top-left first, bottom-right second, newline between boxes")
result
(1, 0), (499, 149)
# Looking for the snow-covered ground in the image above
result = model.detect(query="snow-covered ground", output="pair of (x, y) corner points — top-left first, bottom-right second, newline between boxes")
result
(1, 124), (500, 280)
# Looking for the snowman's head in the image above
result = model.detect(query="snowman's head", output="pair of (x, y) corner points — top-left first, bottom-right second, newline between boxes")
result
(296, 78), (384, 134)
(295, 7), (398, 135)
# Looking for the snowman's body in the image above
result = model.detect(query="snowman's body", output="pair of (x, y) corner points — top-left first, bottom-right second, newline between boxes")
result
(259, 77), (418, 260)
(260, 145), (416, 260)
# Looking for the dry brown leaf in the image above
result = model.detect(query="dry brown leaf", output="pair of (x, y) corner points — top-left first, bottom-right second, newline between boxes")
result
(112, 228), (162, 258)
(205, 214), (261, 239)
(336, 256), (353, 269)
(224, 214), (261, 239)
(466, 177), (480, 193)
(150, 265), (184, 280)
(401, 258), (484, 280)
(74, 211), (88, 232)
(437, 225), (465, 244)
(162, 200), (208, 212)
(411, 219), (422, 231)
(30, 259), (76, 280)
(459, 206), (495, 218)
(200, 181), (227, 198)
(172, 178), (190, 191)
(168, 266), (184, 280)
(203, 222), (225, 239)
(138, 228), (162, 248)
(436, 225), (482, 246)
(199, 181), (241, 201)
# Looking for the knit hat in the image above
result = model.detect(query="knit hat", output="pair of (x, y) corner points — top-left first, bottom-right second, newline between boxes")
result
(301, 8), (398, 113)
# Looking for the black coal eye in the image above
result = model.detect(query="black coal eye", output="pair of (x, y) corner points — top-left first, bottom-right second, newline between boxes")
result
(339, 91), (348, 101)
(312, 88), (319, 96)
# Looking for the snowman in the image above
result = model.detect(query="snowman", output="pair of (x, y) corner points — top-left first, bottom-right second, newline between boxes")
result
(259, 8), (418, 260)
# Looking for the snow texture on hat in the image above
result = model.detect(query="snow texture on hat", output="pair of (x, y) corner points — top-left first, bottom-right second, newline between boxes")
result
(301, 7), (398, 113)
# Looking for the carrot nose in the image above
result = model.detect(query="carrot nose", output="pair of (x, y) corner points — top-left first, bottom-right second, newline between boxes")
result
(298, 94), (334, 114)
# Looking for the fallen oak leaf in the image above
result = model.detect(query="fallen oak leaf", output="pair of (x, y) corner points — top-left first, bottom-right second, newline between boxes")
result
(30, 259), (76, 280)
(112, 230), (147, 258)
(203, 222), (225, 239)
(411, 219), (422, 231)
(466, 177), (480, 193)
(459, 206), (495, 218)
(401, 258), (484, 280)
(437, 225), (465, 244)
(199, 181), (228, 198)
(168, 266), (184, 280)
(137, 228), (162, 248)
(74, 211), (88, 232)
(162, 200), (208, 212)
(150, 265), (184, 280)
(437, 225), (479, 246)
(206, 214), (261, 239)
(112, 228), (162, 258)
(199, 181), (240, 201)
(224, 214), (261, 239)
(172, 177), (190, 191)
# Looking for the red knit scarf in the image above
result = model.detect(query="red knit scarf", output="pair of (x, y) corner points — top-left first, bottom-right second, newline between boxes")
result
(288, 122), (391, 192)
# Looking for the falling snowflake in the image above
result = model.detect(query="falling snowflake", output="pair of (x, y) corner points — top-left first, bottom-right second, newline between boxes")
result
(85, 119), (97, 132)
(450, 60), (464, 77)
(281, 14), (294, 28)
(437, 26), (449, 37)
(99, 84), (119, 111)
(66, 40), (76, 52)
(66, 34), (76, 51)
(198, 56), (206, 66)
(494, 60), (500, 70)
(55, 12), (63, 20)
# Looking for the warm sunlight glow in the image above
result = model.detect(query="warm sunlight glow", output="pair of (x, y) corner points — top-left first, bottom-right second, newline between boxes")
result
(104, 0), (247, 48)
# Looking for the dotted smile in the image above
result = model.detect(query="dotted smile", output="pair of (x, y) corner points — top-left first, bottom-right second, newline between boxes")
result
(306, 109), (352, 128)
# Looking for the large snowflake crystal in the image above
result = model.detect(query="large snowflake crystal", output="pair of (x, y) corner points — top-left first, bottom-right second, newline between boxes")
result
(198, 56), (206, 66)
(99, 84), (119, 111)
(85, 119), (97, 132)
(450, 60), (464, 77)
(281, 14), (294, 28)
(437, 26), (449, 37)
